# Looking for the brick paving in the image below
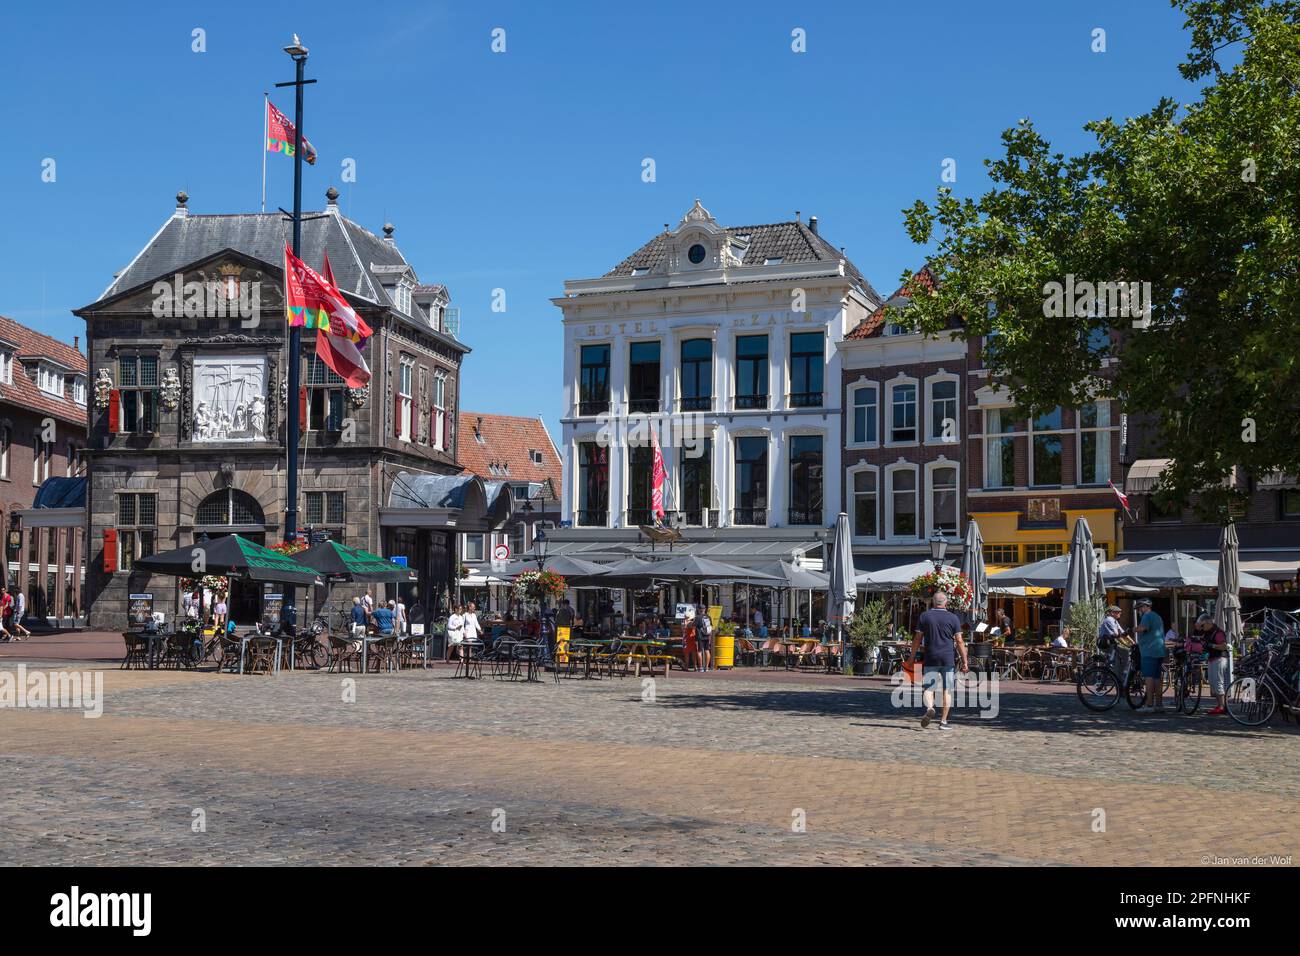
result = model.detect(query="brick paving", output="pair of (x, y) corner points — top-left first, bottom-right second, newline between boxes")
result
(0, 632), (1297, 865)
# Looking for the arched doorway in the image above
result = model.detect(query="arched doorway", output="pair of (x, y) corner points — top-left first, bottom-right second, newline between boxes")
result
(192, 488), (268, 624)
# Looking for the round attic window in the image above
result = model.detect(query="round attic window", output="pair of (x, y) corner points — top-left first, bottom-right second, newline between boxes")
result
(687, 243), (707, 265)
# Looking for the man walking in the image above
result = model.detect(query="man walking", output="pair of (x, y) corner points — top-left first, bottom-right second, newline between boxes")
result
(12, 588), (31, 637)
(909, 591), (968, 731)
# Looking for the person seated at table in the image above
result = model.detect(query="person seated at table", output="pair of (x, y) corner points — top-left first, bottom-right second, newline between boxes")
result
(349, 597), (368, 636)
(655, 616), (671, 640)
(1052, 627), (1070, 648)
(371, 600), (396, 636)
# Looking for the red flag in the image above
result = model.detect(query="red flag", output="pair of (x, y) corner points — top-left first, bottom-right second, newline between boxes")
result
(1109, 480), (1133, 520)
(285, 245), (371, 387)
(650, 429), (667, 523)
(266, 102), (317, 165)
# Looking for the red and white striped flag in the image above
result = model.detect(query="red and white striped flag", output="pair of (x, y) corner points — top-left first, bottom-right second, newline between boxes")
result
(1109, 479), (1133, 520)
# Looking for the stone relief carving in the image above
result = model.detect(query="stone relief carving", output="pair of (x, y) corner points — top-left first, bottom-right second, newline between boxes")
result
(191, 356), (268, 442)
(159, 366), (181, 411)
(348, 385), (368, 408)
(93, 368), (113, 410)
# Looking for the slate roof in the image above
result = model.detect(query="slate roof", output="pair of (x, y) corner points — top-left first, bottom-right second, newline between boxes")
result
(0, 315), (88, 428)
(457, 412), (561, 496)
(603, 219), (880, 302)
(845, 264), (942, 340)
(87, 200), (466, 352)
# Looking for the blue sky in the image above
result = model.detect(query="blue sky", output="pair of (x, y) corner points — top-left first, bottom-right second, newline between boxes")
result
(0, 0), (1197, 440)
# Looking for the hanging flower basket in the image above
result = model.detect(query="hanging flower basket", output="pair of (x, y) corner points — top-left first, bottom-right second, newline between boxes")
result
(180, 574), (229, 594)
(512, 569), (567, 603)
(907, 566), (974, 612)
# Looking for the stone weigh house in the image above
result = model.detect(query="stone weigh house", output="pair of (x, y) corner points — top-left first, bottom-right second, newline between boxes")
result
(76, 189), (474, 629)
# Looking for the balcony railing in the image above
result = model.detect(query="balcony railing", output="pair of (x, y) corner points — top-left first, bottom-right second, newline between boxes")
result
(734, 393), (768, 410)
(676, 509), (719, 528)
(577, 400), (610, 417)
(575, 509), (608, 527)
(732, 507), (768, 526)
(788, 392), (822, 408)
(627, 397), (660, 414)
(680, 396), (712, 412)
(787, 508), (821, 526)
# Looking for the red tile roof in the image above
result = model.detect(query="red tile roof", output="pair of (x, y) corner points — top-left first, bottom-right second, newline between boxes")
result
(457, 411), (561, 496)
(0, 315), (88, 428)
(845, 265), (938, 340)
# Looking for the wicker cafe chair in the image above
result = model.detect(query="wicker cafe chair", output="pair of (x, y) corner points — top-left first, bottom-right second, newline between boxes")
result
(121, 632), (150, 670)
(243, 636), (280, 675)
(327, 633), (360, 674)
(367, 635), (400, 673)
(216, 634), (243, 674)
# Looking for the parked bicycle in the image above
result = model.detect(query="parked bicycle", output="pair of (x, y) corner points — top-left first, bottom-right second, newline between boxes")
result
(1076, 636), (1147, 712)
(1226, 633), (1300, 727)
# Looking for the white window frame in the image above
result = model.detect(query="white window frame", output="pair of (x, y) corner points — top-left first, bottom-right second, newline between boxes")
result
(983, 406), (1022, 490)
(0, 352), (12, 385)
(463, 533), (486, 562)
(885, 462), (920, 541)
(924, 372), (961, 446)
(1076, 400), (1115, 486)
(0, 424), (9, 479)
(885, 376), (919, 447)
(1029, 406), (1067, 488)
(847, 463), (880, 542)
(847, 382), (878, 448)
(72, 375), (87, 406)
(433, 373), (447, 450)
(398, 356), (415, 442)
(925, 459), (960, 539)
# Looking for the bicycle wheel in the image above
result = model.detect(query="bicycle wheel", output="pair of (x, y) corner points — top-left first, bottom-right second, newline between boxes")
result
(1227, 676), (1276, 727)
(1125, 669), (1148, 709)
(1179, 665), (1202, 715)
(1077, 663), (1121, 711)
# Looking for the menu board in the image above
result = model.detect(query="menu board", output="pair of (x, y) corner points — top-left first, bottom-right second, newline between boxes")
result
(263, 593), (284, 628)
(127, 593), (153, 627)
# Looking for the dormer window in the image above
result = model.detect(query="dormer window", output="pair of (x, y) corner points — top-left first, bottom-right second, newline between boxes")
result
(529, 448), (543, 465)
(72, 375), (87, 406)
(687, 244), (707, 265)
(0, 351), (12, 385)
(631, 268), (650, 277)
(390, 280), (413, 315)
(37, 364), (65, 398)
(764, 257), (784, 266)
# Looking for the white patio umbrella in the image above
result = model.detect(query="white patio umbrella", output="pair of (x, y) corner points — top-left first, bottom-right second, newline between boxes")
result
(855, 559), (938, 592)
(1060, 516), (1102, 629)
(986, 553), (1075, 589)
(828, 512), (856, 639)
(1213, 524), (1243, 645)
(1103, 551), (1268, 591)
(959, 520), (988, 625)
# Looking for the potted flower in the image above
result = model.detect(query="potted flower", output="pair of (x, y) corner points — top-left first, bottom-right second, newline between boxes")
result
(907, 566), (974, 612)
(846, 599), (891, 676)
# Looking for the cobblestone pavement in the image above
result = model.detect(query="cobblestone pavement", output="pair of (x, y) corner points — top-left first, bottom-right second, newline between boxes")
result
(1, 661), (1297, 865)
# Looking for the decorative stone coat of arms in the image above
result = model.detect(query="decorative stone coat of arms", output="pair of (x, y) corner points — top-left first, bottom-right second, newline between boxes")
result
(347, 385), (368, 408)
(159, 366), (181, 411)
(93, 368), (113, 410)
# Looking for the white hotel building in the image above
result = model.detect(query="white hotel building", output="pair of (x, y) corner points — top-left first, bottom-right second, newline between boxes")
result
(547, 201), (881, 572)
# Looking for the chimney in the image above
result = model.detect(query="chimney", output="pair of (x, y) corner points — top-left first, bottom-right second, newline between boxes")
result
(325, 186), (339, 213)
(74, 335), (80, 352)
(795, 210), (801, 223)
(382, 222), (395, 245)
(809, 215), (819, 235)
(174, 190), (188, 219)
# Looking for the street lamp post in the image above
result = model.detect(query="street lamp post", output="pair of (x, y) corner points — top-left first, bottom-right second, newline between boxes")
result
(929, 529), (949, 571)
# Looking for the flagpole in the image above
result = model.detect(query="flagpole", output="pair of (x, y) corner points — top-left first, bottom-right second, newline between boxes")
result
(261, 92), (268, 213)
(278, 35), (313, 637)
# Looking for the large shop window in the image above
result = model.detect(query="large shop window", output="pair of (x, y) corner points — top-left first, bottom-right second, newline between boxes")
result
(733, 436), (768, 526)
(680, 338), (713, 412)
(788, 435), (823, 526)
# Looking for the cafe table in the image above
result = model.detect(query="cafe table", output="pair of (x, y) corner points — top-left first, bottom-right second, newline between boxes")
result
(452, 639), (484, 679)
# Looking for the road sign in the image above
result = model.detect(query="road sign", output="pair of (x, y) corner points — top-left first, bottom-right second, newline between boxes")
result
(492, 543), (510, 562)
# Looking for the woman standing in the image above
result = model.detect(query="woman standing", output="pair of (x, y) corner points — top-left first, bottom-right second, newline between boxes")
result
(445, 605), (466, 661)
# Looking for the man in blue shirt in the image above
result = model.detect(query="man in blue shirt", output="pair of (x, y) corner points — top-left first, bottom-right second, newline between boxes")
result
(371, 601), (396, 635)
(1133, 597), (1166, 713)
(909, 591), (969, 731)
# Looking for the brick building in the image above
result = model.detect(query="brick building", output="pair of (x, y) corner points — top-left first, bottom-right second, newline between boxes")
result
(74, 189), (477, 629)
(0, 315), (89, 623)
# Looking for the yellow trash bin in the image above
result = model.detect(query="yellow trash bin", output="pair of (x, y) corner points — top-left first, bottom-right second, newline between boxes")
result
(714, 634), (735, 669)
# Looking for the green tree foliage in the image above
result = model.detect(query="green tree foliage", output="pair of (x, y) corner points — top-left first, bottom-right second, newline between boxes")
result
(900, 0), (1300, 512)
